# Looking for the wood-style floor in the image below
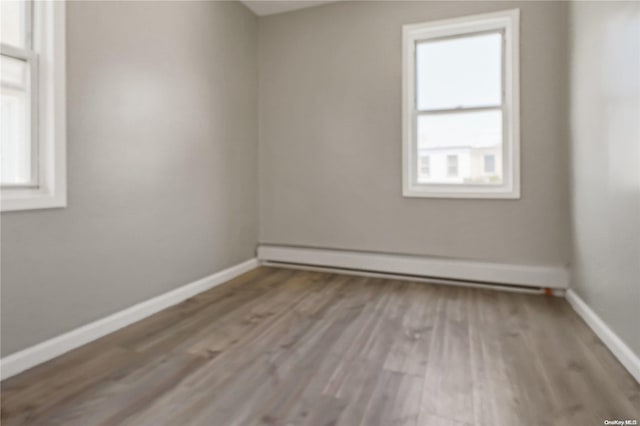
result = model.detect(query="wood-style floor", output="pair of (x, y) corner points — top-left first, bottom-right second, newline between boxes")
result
(1, 267), (639, 425)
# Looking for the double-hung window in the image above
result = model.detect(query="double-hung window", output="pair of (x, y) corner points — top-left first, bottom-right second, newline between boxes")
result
(1, 0), (66, 211)
(402, 10), (519, 198)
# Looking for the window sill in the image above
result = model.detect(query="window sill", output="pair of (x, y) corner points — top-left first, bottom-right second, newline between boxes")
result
(1, 188), (67, 212)
(403, 184), (520, 199)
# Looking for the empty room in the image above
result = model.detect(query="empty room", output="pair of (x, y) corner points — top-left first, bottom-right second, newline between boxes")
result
(0, 0), (639, 424)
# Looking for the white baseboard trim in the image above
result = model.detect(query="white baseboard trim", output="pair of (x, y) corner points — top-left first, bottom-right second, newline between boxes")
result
(566, 289), (640, 383)
(258, 245), (569, 289)
(0, 258), (259, 381)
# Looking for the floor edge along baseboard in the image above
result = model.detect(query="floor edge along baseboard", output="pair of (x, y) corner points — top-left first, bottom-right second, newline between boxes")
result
(257, 244), (570, 289)
(8, 251), (636, 388)
(565, 289), (640, 384)
(0, 258), (259, 381)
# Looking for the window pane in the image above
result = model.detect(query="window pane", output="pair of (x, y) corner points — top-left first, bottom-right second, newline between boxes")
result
(416, 32), (502, 110)
(1, 0), (27, 48)
(447, 155), (458, 177)
(1, 56), (31, 185)
(419, 155), (430, 177)
(484, 154), (496, 173)
(417, 110), (503, 184)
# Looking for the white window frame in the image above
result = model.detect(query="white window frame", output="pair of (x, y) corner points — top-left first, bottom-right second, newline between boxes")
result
(402, 9), (520, 199)
(1, 1), (66, 212)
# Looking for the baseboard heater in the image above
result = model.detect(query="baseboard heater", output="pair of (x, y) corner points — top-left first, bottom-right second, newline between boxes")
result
(257, 245), (569, 295)
(263, 260), (554, 294)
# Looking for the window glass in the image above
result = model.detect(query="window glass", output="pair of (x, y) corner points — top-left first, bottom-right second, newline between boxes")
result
(1, 55), (31, 185)
(1, 1), (27, 48)
(484, 154), (496, 173)
(1, 1), (67, 210)
(417, 110), (502, 151)
(417, 111), (503, 184)
(1, 88), (31, 184)
(416, 32), (502, 110)
(447, 155), (458, 177)
(418, 155), (430, 182)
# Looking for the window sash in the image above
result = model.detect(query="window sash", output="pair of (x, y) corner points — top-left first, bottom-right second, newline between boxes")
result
(1, 0), (67, 212)
(406, 21), (512, 192)
(1, 0), (38, 188)
(402, 10), (520, 199)
(414, 29), (505, 113)
(415, 105), (502, 116)
(411, 106), (506, 187)
(1, 44), (38, 188)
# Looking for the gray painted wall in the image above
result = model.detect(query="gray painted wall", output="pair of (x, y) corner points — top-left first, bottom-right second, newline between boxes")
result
(0, 1), (258, 356)
(5, 0), (637, 365)
(258, 1), (571, 265)
(568, 1), (640, 356)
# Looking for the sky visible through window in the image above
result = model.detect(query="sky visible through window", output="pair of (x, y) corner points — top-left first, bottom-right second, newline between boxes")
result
(417, 32), (502, 111)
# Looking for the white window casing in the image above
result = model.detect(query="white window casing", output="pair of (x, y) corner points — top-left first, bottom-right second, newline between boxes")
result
(402, 9), (520, 199)
(1, 1), (66, 212)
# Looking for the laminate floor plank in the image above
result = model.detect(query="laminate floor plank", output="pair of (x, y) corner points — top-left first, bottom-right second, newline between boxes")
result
(121, 273), (356, 425)
(183, 274), (361, 426)
(520, 295), (639, 422)
(2, 267), (638, 426)
(419, 287), (477, 425)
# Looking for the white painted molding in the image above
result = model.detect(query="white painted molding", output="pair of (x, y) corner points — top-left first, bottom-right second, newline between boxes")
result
(0, 258), (259, 381)
(257, 245), (569, 289)
(566, 290), (640, 384)
(264, 262), (551, 295)
(1, 1), (67, 212)
(402, 9), (520, 199)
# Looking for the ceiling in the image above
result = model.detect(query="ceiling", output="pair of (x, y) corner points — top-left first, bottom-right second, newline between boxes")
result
(241, 1), (337, 16)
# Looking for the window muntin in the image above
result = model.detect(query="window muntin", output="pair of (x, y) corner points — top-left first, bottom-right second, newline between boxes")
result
(415, 31), (503, 186)
(402, 10), (519, 199)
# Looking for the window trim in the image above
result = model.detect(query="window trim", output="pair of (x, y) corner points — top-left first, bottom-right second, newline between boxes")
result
(1, 1), (66, 212)
(402, 9), (520, 199)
